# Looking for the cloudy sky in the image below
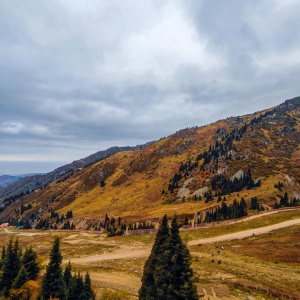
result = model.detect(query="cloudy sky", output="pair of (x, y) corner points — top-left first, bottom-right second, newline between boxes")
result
(0, 0), (299, 175)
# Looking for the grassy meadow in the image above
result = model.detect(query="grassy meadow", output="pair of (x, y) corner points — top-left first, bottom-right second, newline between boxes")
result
(0, 209), (299, 299)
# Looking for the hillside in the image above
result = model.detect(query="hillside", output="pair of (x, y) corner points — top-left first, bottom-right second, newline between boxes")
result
(0, 97), (299, 228)
(0, 144), (152, 200)
(0, 175), (24, 188)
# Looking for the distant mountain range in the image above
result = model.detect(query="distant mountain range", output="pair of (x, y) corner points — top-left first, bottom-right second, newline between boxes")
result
(0, 174), (44, 188)
(0, 96), (299, 227)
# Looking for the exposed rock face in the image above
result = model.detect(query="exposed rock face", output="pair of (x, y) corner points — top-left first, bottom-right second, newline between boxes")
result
(230, 170), (244, 182)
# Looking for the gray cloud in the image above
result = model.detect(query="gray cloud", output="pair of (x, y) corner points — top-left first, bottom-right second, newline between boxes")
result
(0, 0), (299, 174)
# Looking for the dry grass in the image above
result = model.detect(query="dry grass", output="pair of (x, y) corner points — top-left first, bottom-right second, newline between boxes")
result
(1, 209), (299, 299)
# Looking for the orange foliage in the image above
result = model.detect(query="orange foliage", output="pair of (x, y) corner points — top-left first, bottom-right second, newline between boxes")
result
(10, 280), (40, 300)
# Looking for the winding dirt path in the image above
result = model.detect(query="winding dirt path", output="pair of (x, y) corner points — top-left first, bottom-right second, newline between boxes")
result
(188, 218), (300, 246)
(67, 218), (300, 263)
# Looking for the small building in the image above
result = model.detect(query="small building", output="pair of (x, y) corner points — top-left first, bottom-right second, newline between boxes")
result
(0, 222), (9, 228)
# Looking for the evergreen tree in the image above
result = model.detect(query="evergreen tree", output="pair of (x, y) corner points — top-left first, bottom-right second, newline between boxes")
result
(250, 196), (260, 210)
(139, 215), (199, 300)
(0, 237), (22, 296)
(64, 261), (72, 290)
(84, 271), (96, 300)
(139, 215), (170, 300)
(41, 237), (67, 300)
(0, 246), (5, 269)
(68, 272), (85, 300)
(22, 246), (39, 280)
(11, 265), (28, 289)
(166, 216), (199, 300)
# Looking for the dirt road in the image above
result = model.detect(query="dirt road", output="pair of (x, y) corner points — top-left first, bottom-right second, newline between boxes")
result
(188, 218), (300, 246)
(67, 218), (300, 263)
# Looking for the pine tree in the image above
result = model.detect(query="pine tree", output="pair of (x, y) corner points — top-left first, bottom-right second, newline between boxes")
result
(22, 246), (39, 280)
(68, 272), (85, 300)
(166, 215), (198, 300)
(139, 215), (199, 300)
(0, 246), (5, 268)
(41, 237), (67, 300)
(0, 237), (22, 296)
(12, 265), (28, 289)
(84, 271), (96, 300)
(64, 261), (72, 290)
(139, 214), (170, 300)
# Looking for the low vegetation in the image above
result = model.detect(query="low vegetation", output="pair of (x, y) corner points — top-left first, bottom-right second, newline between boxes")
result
(0, 209), (299, 299)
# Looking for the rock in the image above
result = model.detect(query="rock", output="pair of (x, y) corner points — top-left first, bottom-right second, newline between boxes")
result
(230, 170), (244, 182)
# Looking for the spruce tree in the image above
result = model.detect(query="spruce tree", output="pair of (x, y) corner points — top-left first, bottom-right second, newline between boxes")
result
(166, 215), (198, 300)
(41, 237), (67, 300)
(11, 265), (28, 289)
(0, 237), (22, 295)
(63, 261), (72, 290)
(84, 271), (96, 300)
(139, 215), (199, 300)
(0, 246), (5, 268)
(22, 246), (39, 280)
(68, 272), (85, 300)
(139, 214), (170, 300)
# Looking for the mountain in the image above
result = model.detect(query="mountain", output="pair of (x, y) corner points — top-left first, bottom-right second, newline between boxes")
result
(0, 97), (299, 228)
(0, 175), (23, 188)
(0, 174), (43, 188)
(0, 144), (153, 200)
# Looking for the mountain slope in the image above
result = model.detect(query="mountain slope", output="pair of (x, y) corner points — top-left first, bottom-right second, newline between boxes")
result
(0, 144), (153, 200)
(0, 175), (23, 188)
(0, 97), (299, 226)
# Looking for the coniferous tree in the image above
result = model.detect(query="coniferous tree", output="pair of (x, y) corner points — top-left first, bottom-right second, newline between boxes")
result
(64, 261), (72, 290)
(22, 246), (39, 280)
(41, 237), (67, 300)
(68, 272), (85, 300)
(139, 215), (170, 300)
(166, 215), (198, 300)
(84, 271), (96, 300)
(139, 215), (199, 300)
(250, 196), (260, 210)
(0, 246), (5, 269)
(0, 237), (22, 295)
(11, 265), (28, 289)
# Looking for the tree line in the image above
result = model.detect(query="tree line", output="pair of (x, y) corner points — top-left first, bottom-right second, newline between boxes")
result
(0, 237), (95, 300)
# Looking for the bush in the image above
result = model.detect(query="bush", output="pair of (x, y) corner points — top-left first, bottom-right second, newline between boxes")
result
(99, 289), (130, 300)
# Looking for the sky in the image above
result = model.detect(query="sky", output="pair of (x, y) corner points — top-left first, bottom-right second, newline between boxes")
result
(0, 0), (300, 175)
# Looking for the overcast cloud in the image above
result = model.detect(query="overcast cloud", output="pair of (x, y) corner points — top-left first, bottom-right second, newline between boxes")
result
(0, 0), (299, 174)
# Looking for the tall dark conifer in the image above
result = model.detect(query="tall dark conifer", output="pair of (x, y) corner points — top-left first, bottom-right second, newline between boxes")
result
(84, 271), (96, 300)
(166, 215), (198, 300)
(63, 261), (72, 290)
(41, 237), (67, 300)
(22, 246), (39, 280)
(139, 214), (170, 300)
(139, 215), (199, 300)
(0, 246), (5, 268)
(11, 265), (28, 289)
(0, 237), (22, 296)
(68, 272), (85, 300)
